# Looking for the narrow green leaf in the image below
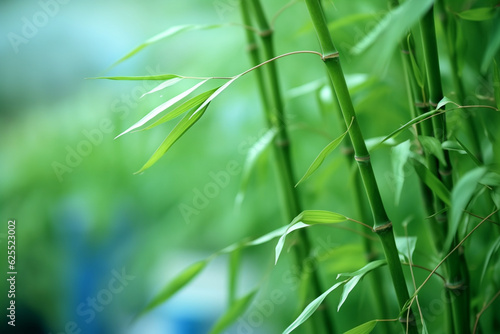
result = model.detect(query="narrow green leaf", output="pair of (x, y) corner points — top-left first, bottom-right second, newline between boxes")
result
(391, 140), (412, 205)
(91, 74), (181, 81)
(336, 260), (387, 279)
(381, 108), (443, 143)
(218, 225), (289, 256)
(110, 24), (222, 68)
(338, 275), (362, 311)
(236, 128), (278, 207)
(135, 104), (210, 174)
(336, 261), (387, 311)
(419, 136), (447, 166)
(209, 290), (257, 334)
(457, 7), (496, 21)
(140, 260), (208, 316)
(191, 76), (239, 118)
(494, 59), (500, 110)
(283, 281), (347, 334)
(481, 17), (500, 73)
(396, 237), (417, 262)
(480, 237), (500, 283)
(442, 140), (466, 153)
(436, 96), (459, 110)
(116, 80), (208, 139)
(352, 0), (434, 67)
(407, 34), (424, 88)
(275, 222), (310, 264)
(228, 248), (241, 306)
(144, 88), (218, 131)
(411, 159), (451, 205)
(343, 320), (378, 334)
(141, 78), (183, 98)
(446, 167), (488, 251)
(276, 210), (347, 264)
(296, 124), (350, 186)
(455, 138), (482, 166)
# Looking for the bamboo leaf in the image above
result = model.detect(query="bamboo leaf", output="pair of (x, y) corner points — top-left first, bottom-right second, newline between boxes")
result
(275, 222), (310, 264)
(336, 260), (387, 279)
(116, 80), (208, 139)
(480, 237), (500, 283)
(228, 248), (241, 306)
(481, 16), (500, 73)
(343, 320), (378, 334)
(236, 128), (278, 207)
(442, 140), (466, 153)
(140, 260), (208, 316)
(338, 276), (362, 311)
(296, 122), (351, 186)
(411, 158), (451, 205)
(110, 24), (222, 68)
(209, 290), (257, 334)
(92, 74), (182, 81)
(391, 140), (412, 205)
(141, 78), (183, 98)
(457, 7), (496, 21)
(407, 34), (424, 88)
(455, 138), (482, 166)
(446, 167), (488, 251)
(380, 108), (442, 143)
(283, 281), (347, 334)
(419, 136), (447, 166)
(218, 225), (289, 255)
(337, 260), (387, 311)
(396, 237), (417, 262)
(276, 210), (347, 264)
(436, 96), (459, 110)
(494, 59), (500, 110)
(144, 88), (218, 130)
(352, 0), (434, 67)
(135, 104), (210, 174)
(191, 76), (239, 118)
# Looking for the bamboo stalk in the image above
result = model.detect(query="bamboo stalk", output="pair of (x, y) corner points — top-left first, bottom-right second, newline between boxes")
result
(419, 7), (470, 334)
(303, 1), (418, 332)
(241, 1), (335, 333)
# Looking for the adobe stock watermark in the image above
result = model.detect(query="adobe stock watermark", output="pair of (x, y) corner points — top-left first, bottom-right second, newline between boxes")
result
(7, 0), (72, 54)
(235, 234), (337, 334)
(213, 0), (239, 20)
(177, 126), (274, 224)
(51, 65), (161, 182)
(48, 267), (135, 334)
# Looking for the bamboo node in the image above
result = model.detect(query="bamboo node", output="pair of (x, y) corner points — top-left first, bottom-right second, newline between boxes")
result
(373, 221), (392, 233)
(259, 29), (273, 37)
(445, 280), (465, 291)
(399, 315), (415, 323)
(414, 102), (428, 108)
(341, 147), (354, 156)
(439, 169), (451, 176)
(276, 139), (290, 148)
(322, 52), (339, 61)
(354, 155), (370, 162)
(246, 43), (258, 52)
(429, 100), (438, 107)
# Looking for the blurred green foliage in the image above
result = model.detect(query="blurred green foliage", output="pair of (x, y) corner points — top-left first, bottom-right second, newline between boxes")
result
(1, 0), (499, 333)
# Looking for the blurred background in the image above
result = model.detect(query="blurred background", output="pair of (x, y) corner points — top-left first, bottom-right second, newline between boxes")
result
(2, 0), (496, 333)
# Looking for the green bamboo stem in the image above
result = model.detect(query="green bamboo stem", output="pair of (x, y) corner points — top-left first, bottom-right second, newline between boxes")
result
(327, 82), (392, 332)
(304, 1), (418, 332)
(419, 7), (470, 333)
(242, 1), (336, 333)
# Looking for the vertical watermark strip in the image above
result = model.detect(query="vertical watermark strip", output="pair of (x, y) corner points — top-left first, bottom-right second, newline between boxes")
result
(6, 219), (16, 327)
